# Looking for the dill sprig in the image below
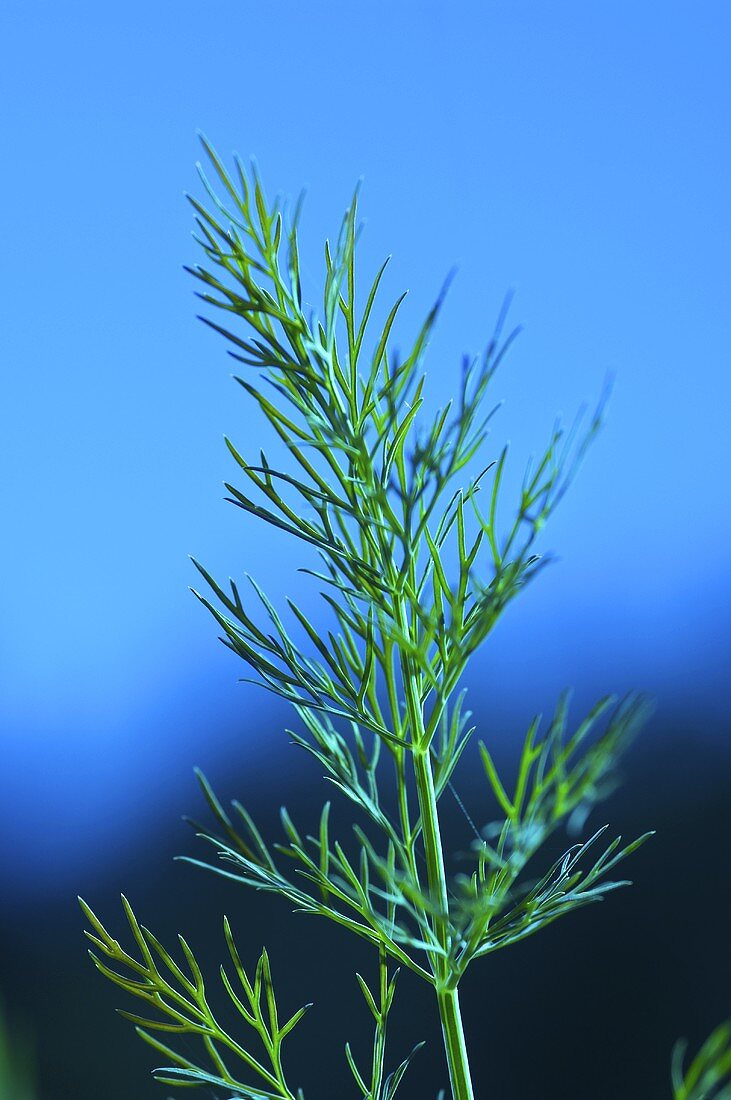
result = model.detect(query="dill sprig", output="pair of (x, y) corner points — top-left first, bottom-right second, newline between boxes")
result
(673, 1024), (731, 1100)
(80, 140), (661, 1100)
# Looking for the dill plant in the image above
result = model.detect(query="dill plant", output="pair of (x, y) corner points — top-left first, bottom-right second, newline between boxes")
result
(79, 142), (728, 1100)
(0, 1008), (37, 1100)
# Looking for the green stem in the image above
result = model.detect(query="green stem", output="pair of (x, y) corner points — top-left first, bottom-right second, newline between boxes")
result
(412, 750), (475, 1100)
(392, 590), (475, 1099)
(437, 988), (474, 1100)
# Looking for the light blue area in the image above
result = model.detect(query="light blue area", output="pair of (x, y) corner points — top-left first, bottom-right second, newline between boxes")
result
(2, 1), (729, 895)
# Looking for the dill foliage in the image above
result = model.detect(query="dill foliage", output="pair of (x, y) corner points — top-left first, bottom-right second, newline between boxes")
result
(78, 141), (710, 1099)
(0, 1007), (37, 1100)
(672, 1024), (731, 1100)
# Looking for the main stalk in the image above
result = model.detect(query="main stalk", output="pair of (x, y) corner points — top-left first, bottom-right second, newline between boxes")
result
(412, 748), (475, 1100)
(395, 589), (475, 1100)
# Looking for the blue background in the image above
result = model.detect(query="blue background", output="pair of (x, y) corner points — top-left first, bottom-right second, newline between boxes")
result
(1, 3), (730, 1096)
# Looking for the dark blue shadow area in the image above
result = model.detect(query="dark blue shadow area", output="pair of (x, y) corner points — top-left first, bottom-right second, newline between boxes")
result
(2, 705), (730, 1099)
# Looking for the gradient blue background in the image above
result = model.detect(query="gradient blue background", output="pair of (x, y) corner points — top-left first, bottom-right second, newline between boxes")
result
(2, 1), (730, 897)
(2, 3), (731, 1097)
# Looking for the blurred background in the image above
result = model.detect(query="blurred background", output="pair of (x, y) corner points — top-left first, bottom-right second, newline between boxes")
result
(1, 1), (730, 1097)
